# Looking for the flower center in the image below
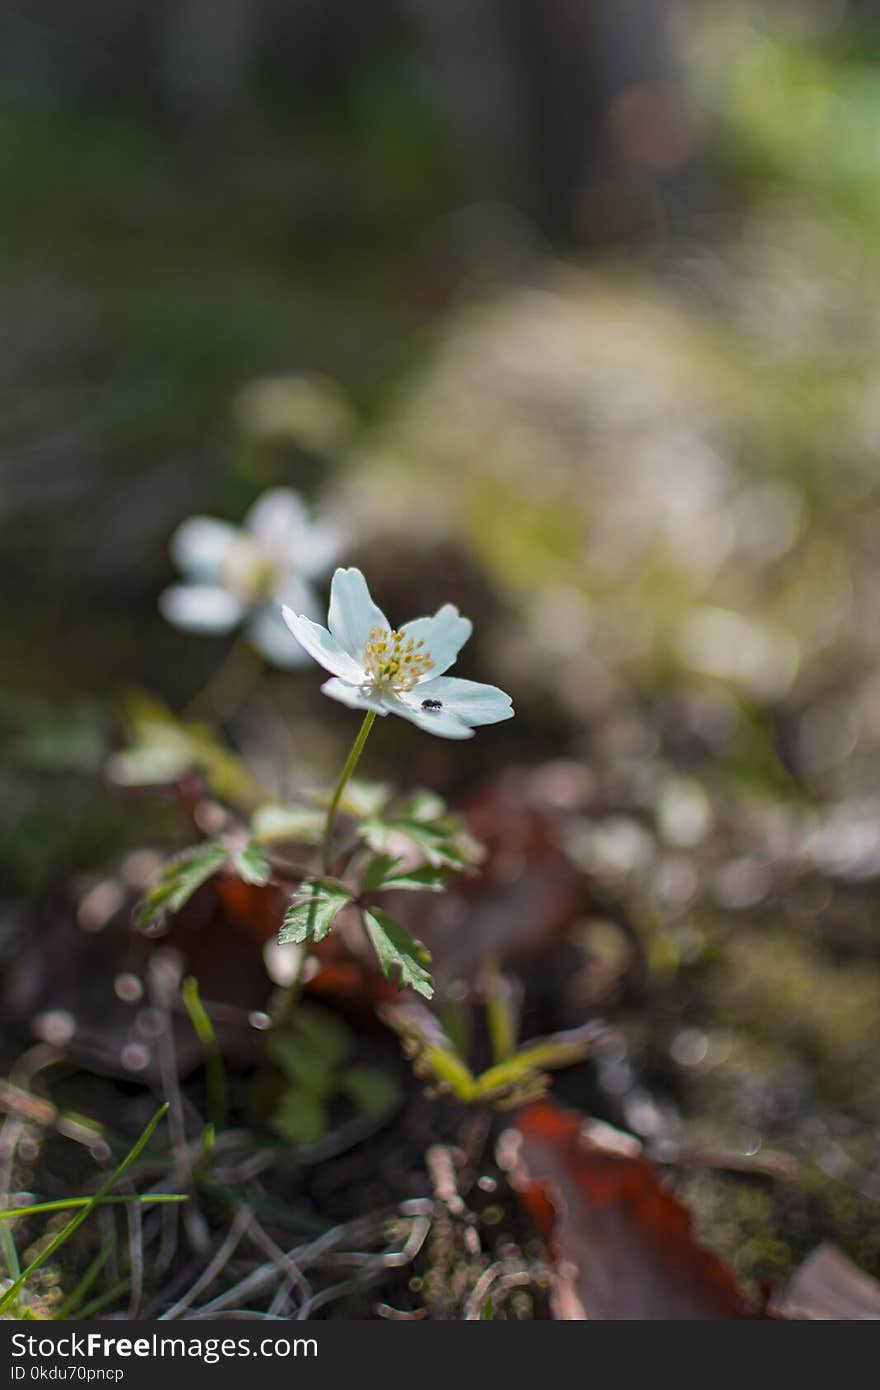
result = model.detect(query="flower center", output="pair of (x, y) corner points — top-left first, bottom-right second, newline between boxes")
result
(362, 627), (434, 692)
(222, 539), (279, 603)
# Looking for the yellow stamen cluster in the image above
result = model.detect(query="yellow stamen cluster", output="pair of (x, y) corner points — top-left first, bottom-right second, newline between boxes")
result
(362, 626), (434, 692)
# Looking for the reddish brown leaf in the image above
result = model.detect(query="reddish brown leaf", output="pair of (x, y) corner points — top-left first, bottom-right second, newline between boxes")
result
(500, 1098), (761, 1319)
(214, 874), (287, 942)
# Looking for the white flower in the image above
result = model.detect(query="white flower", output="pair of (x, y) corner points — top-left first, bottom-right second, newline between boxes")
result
(281, 567), (514, 739)
(159, 489), (340, 667)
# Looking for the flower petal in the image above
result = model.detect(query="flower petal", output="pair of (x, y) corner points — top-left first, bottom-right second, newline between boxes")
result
(294, 517), (344, 578)
(274, 575), (322, 618)
(322, 677), (474, 737)
(252, 580), (323, 667)
(399, 676), (513, 728)
(321, 677), (393, 715)
(281, 607), (365, 682)
(170, 517), (239, 582)
(393, 697), (474, 739)
(159, 583), (244, 633)
(249, 606), (311, 667)
(400, 604), (473, 680)
(327, 567), (389, 661)
(244, 488), (310, 558)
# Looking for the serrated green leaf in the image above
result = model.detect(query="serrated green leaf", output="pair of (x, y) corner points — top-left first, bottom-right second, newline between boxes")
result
(362, 853), (403, 892)
(362, 908), (433, 999)
(232, 838), (271, 886)
(395, 820), (469, 869)
(360, 810), (480, 871)
(135, 842), (228, 931)
(251, 803), (325, 844)
(377, 864), (452, 893)
(278, 880), (351, 945)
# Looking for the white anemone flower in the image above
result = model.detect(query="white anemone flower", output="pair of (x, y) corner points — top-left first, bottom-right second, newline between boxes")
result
(281, 567), (514, 739)
(160, 488), (340, 668)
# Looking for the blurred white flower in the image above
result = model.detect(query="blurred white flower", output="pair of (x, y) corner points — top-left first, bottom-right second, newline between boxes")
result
(160, 488), (340, 667)
(282, 567), (514, 739)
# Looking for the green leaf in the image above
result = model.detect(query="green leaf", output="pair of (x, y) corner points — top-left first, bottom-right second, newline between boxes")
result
(251, 803), (325, 844)
(339, 1066), (401, 1117)
(232, 838), (271, 886)
(110, 688), (258, 802)
(273, 1091), (328, 1146)
(269, 1035), (336, 1097)
(395, 819), (469, 869)
(362, 852), (452, 894)
(361, 812), (479, 871)
(135, 842), (228, 931)
(376, 864), (452, 893)
(359, 817), (394, 855)
(362, 853), (403, 892)
(278, 880), (351, 945)
(107, 731), (193, 788)
(471, 1023), (600, 1100)
(339, 779), (392, 818)
(419, 1045), (474, 1098)
(291, 1004), (352, 1067)
(362, 908), (433, 999)
(396, 789), (447, 822)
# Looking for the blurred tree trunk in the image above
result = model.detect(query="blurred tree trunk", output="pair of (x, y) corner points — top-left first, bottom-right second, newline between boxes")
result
(406, 0), (673, 241)
(0, 0), (676, 239)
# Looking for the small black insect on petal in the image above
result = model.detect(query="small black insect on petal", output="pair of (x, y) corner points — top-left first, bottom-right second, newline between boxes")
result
(421, 698), (443, 711)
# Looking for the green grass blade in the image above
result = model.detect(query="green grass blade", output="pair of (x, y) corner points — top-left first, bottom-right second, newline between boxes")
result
(0, 1103), (169, 1315)
(0, 1223), (20, 1282)
(0, 1193), (187, 1221)
(181, 976), (228, 1133)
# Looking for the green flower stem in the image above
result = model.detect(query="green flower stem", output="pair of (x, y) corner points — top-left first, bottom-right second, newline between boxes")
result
(321, 711), (376, 872)
(269, 713), (376, 1034)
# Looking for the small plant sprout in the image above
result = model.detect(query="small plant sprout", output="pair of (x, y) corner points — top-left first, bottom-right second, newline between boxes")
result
(134, 565), (512, 1004)
(160, 487), (340, 668)
(267, 567), (514, 1000)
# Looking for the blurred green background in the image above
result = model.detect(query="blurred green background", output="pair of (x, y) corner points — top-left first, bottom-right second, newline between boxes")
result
(5, 0), (880, 1286)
